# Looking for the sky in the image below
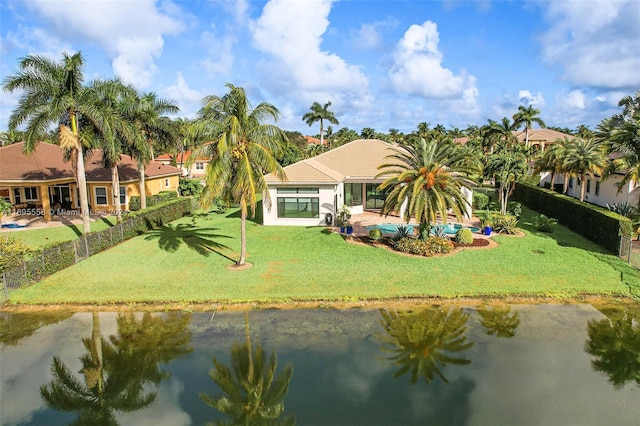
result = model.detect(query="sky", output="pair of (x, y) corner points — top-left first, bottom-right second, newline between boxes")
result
(1, 0), (638, 136)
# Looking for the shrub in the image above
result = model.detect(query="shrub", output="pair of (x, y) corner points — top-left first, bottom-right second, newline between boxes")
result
(508, 201), (522, 218)
(0, 236), (34, 273)
(424, 236), (455, 254)
(473, 193), (489, 210)
(393, 236), (454, 257)
(455, 228), (474, 245)
(431, 225), (448, 238)
(178, 178), (204, 197)
(492, 214), (519, 234)
(368, 228), (383, 241)
(129, 191), (179, 211)
(393, 224), (412, 241)
(532, 214), (558, 233)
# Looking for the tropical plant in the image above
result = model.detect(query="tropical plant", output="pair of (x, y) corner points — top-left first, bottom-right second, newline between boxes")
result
(179, 178), (205, 197)
(607, 202), (636, 218)
(196, 84), (288, 267)
(473, 193), (489, 210)
(0, 198), (12, 220)
(507, 201), (522, 218)
(2, 51), (114, 234)
(455, 228), (473, 245)
(200, 311), (295, 425)
(491, 213), (519, 234)
(377, 307), (473, 384)
(532, 214), (558, 233)
(562, 138), (607, 202)
(431, 224), (448, 238)
(484, 148), (529, 214)
(393, 224), (412, 241)
(512, 104), (546, 147)
(477, 305), (520, 338)
(368, 228), (383, 241)
(485, 117), (517, 151)
(0, 235), (34, 273)
(376, 138), (479, 239)
(302, 101), (339, 147)
(360, 127), (376, 139)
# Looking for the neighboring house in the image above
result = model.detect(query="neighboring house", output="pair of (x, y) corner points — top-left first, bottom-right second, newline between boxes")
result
(156, 150), (210, 179)
(514, 128), (569, 152)
(304, 136), (323, 145)
(0, 142), (182, 221)
(263, 139), (473, 226)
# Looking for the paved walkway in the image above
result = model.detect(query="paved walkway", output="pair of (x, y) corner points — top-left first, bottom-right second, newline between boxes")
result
(1, 212), (99, 231)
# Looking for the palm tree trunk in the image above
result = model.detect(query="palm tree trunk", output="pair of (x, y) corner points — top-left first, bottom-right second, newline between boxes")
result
(525, 127), (530, 147)
(549, 172), (555, 191)
(580, 174), (586, 201)
(319, 119), (324, 146)
(139, 163), (147, 210)
(91, 312), (104, 394)
(111, 166), (122, 222)
(239, 198), (247, 265)
(76, 146), (91, 234)
(563, 174), (569, 194)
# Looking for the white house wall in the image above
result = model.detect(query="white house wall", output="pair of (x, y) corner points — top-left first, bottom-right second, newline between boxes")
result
(262, 184), (338, 226)
(565, 174), (640, 207)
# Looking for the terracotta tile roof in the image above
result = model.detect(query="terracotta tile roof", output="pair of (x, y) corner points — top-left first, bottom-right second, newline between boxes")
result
(265, 139), (402, 184)
(0, 142), (182, 183)
(304, 136), (323, 145)
(156, 150), (210, 163)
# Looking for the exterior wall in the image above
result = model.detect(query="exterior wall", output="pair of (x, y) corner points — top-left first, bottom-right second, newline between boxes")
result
(564, 174), (640, 208)
(89, 175), (179, 213)
(263, 184), (338, 226)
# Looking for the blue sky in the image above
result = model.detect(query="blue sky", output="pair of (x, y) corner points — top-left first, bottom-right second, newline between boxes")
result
(1, 0), (638, 136)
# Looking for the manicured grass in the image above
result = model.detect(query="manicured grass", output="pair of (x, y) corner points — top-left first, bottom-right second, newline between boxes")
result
(6, 206), (640, 306)
(2, 216), (118, 248)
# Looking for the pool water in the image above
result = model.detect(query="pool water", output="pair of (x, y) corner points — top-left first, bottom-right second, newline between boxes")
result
(1, 223), (28, 229)
(436, 224), (480, 234)
(365, 223), (414, 234)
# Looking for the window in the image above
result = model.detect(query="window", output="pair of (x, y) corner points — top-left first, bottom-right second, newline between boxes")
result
(165, 178), (170, 187)
(13, 188), (21, 205)
(586, 179), (591, 193)
(345, 183), (362, 206)
(0, 188), (10, 203)
(365, 183), (385, 209)
(277, 187), (319, 194)
(119, 186), (126, 205)
(95, 187), (108, 205)
(277, 197), (319, 218)
(568, 178), (573, 188)
(195, 162), (204, 170)
(595, 181), (600, 196)
(24, 187), (38, 201)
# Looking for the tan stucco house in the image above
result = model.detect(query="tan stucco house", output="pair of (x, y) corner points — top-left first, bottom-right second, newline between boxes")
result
(0, 142), (182, 221)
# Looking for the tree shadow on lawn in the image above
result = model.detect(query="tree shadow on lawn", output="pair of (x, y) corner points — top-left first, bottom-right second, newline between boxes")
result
(517, 219), (611, 255)
(144, 223), (236, 261)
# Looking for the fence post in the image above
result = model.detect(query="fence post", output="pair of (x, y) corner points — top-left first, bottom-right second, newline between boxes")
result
(2, 272), (8, 301)
(73, 240), (78, 263)
(628, 237), (632, 263)
(84, 234), (89, 258)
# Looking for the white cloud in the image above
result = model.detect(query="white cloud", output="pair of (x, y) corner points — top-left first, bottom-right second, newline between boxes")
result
(162, 72), (206, 119)
(539, 0), (640, 89)
(350, 19), (396, 50)
(249, 0), (368, 98)
(560, 90), (585, 109)
(388, 21), (479, 103)
(200, 30), (235, 75)
(20, 0), (186, 88)
(517, 90), (545, 107)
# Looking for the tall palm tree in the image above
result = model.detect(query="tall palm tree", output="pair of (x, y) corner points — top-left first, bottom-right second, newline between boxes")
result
(377, 307), (474, 384)
(512, 105), (546, 147)
(200, 311), (295, 425)
(562, 137), (607, 202)
(376, 138), (479, 234)
(534, 138), (574, 192)
(302, 101), (339, 146)
(196, 83), (288, 267)
(484, 147), (529, 214)
(486, 117), (517, 151)
(360, 127), (376, 139)
(2, 52), (113, 234)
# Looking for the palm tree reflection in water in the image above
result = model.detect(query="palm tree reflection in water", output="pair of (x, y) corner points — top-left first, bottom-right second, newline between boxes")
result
(200, 311), (295, 426)
(377, 307), (474, 384)
(477, 305), (521, 338)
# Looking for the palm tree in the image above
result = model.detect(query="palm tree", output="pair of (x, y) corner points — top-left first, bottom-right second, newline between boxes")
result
(534, 138), (574, 192)
(302, 101), (339, 146)
(2, 52), (114, 234)
(512, 105), (546, 147)
(200, 311), (295, 425)
(616, 90), (640, 120)
(562, 138), (607, 202)
(486, 117), (517, 151)
(416, 122), (430, 139)
(376, 138), (479, 235)
(196, 83), (288, 267)
(360, 127), (376, 139)
(484, 147), (529, 214)
(377, 307), (473, 384)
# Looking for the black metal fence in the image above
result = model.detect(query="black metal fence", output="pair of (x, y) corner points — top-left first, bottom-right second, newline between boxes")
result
(619, 236), (640, 270)
(1, 197), (198, 301)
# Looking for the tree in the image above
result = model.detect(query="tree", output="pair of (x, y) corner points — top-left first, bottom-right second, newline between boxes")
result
(377, 307), (473, 384)
(200, 311), (294, 425)
(302, 101), (339, 146)
(512, 105), (546, 147)
(376, 138), (479, 235)
(196, 83), (288, 267)
(562, 138), (607, 202)
(360, 127), (375, 139)
(533, 138), (573, 192)
(484, 148), (529, 214)
(2, 52), (114, 234)
(486, 117), (517, 152)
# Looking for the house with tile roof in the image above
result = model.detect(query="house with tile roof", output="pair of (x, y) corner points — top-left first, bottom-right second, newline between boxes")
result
(0, 142), (182, 221)
(263, 138), (472, 226)
(156, 150), (210, 179)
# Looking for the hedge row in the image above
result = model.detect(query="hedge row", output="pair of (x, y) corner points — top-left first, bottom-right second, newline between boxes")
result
(129, 190), (178, 211)
(512, 183), (632, 253)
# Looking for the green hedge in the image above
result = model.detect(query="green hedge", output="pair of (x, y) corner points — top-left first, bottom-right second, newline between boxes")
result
(129, 190), (178, 211)
(512, 183), (632, 253)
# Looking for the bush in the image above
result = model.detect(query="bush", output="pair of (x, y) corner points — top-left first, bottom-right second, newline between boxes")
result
(492, 214), (519, 234)
(473, 193), (489, 210)
(455, 228), (474, 244)
(129, 191), (179, 211)
(513, 182), (632, 253)
(532, 214), (558, 233)
(178, 178), (204, 197)
(508, 202), (522, 218)
(431, 225), (448, 238)
(424, 236), (455, 254)
(368, 228), (383, 241)
(393, 224), (412, 241)
(393, 236), (454, 257)
(0, 236), (34, 273)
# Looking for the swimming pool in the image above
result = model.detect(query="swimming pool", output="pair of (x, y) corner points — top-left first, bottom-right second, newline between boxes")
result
(365, 224), (415, 235)
(434, 224), (480, 234)
(1, 223), (29, 229)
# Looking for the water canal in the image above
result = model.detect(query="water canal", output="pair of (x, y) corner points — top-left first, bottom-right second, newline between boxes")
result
(1, 303), (639, 425)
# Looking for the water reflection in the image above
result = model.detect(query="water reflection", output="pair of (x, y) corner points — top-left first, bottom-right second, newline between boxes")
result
(477, 305), (521, 338)
(0, 311), (74, 347)
(586, 306), (640, 388)
(377, 307), (473, 384)
(39, 312), (192, 425)
(200, 311), (295, 426)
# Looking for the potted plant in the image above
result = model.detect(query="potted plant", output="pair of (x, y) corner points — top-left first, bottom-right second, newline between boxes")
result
(336, 205), (351, 234)
(345, 221), (353, 235)
(481, 217), (493, 235)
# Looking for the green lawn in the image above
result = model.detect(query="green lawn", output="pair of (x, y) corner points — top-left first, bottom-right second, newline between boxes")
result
(3, 216), (118, 248)
(5, 206), (640, 306)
